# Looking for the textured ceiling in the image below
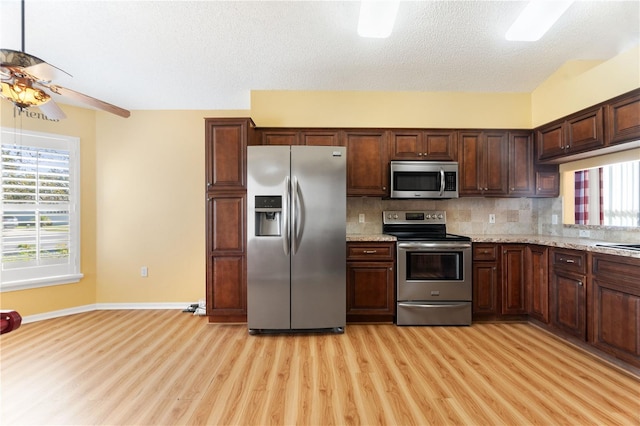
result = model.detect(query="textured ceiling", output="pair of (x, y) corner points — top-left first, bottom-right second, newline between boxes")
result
(1, 0), (639, 111)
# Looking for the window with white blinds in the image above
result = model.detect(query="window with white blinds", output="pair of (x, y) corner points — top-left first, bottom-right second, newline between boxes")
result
(1, 128), (82, 291)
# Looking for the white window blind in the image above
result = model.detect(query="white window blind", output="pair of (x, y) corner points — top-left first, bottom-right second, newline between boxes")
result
(602, 160), (640, 227)
(1, 128), (82, 291)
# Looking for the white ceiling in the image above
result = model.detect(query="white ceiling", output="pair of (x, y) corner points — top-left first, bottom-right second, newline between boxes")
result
(1, 0), (639, 112)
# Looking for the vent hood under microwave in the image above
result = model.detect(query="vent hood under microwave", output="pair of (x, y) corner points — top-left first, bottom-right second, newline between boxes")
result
(390, 161), (459, 199)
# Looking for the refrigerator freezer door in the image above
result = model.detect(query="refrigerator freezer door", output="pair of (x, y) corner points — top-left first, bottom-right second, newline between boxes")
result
(290, 146), (346, 329)
(247, 146), (291, 330)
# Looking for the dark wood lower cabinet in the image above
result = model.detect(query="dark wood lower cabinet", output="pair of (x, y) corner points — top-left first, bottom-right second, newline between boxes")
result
(549, 248), (588, 340)
(501, 245), (527, 315)
(207, 255), (246, 322)
(591, 254), (640, 368)
(346, 242), (395, 323)
(526, 245), (549, 323)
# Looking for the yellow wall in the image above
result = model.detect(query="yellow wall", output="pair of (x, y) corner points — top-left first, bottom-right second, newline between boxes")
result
(251, 91), (532, 128)
(532, 45), (640, 127)
(94, 110), (247, 303)
(0, 103), (98, 316)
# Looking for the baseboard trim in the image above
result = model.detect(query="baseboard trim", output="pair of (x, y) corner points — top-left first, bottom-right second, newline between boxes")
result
(21, 302), (192, 324)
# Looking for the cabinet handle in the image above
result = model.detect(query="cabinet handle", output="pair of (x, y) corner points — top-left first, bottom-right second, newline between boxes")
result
(565, 259), (575, 264)
(482, 250), (489, 254)
(389, 267), (393, 271)
(578, 281), (583, 286)
(418, 153), (423, 156)
(503, 250), (507, 254)
(493, 267), (496, 270)
(363, 250), (377, 254)
(565, 145), (570, 149)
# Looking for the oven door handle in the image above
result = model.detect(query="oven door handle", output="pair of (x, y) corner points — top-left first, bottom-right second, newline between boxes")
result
(398, 302), (469, 308)
(397, 242), (471, 250)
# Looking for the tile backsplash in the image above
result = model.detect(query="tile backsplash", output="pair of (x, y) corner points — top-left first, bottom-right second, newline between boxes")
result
(347, 197), (640, 243)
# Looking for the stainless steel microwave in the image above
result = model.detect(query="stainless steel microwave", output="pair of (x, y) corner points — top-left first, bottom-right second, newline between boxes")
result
(390, 161), (459, 199)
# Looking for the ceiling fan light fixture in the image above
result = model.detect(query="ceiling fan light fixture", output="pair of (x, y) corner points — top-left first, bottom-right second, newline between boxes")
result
(1, 78), (50, 109)
(506, 0), (574, 41)
(358, 0), (400, 38)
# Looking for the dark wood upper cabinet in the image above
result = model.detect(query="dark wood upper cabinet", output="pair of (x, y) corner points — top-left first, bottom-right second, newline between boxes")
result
(205, 118), (253, 190)
(508, 131), (534, 196)
(300, 130), (342, 146)
(261, 130), (300, 146)
(458, 131), (508, 196)
(389, 130), (457, 161)
(565, 106), (605, 152)
(536, 107), (604, 163)
(345, 130), (389, 196)
(606, 90), (640, 145)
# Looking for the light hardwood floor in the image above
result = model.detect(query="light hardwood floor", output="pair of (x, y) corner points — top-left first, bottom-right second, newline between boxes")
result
(1, 310), (638, 425)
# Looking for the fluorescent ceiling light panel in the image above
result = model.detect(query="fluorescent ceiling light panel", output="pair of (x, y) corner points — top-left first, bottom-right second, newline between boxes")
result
(358, 0), (400, 38)
(506, 0), (574, 41)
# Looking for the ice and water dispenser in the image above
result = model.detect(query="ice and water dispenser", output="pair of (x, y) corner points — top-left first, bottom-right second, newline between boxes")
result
(254, 195), (282, 236)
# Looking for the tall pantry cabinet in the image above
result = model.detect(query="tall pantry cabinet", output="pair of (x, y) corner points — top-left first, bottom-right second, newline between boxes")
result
(205, 118), (255, 322)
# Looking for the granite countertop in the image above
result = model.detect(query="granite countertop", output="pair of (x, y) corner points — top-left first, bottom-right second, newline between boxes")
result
(347, 233), (640, 259)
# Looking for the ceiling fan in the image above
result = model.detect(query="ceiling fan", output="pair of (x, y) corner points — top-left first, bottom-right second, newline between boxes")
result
(0, 0), (130, 119)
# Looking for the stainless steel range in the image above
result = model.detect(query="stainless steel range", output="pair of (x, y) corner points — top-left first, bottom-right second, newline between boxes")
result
(383, 210), (472, 326)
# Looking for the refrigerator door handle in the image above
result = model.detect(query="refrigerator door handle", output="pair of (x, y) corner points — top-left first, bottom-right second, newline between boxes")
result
(282, 176), (290, 255)
(292, 176), (300, 255)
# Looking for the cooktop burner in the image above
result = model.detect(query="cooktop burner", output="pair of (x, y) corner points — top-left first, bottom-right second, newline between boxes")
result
(382, 210), (471, 242)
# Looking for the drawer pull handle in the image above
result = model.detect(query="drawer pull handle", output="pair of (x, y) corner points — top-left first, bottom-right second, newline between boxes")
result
(565, 259), (575, 264)
(363, 250), (377, 254)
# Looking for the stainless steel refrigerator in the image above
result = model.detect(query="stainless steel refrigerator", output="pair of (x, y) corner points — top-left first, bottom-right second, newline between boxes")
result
(247, 145), (346, 333)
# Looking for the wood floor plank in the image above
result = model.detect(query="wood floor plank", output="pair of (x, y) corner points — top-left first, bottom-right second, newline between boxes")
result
(1, 310), (638, 425)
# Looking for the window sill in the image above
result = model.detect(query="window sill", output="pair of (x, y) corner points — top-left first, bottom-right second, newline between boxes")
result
(0, 274), (84, 292)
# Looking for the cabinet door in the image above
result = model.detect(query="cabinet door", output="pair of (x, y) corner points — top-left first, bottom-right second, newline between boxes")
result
(422, 130), (457, 161)
(550, 270), (586, 340)
(345, 131), (388, 196)
(346, 261), (395, 322)
(458, 132), (482, 196)
(207, 255), (246, 320)
(527, 245), (549, 323)
(205, 119), (250, 189)
(591, 254), (640, 367)
(566, 107), (605, 154)
(501, 245), (527, 314)
(534, 165), (560, 197)
(473, 262), (499, 315)
(606, 91), (640, 145)
(261, 130), (300, 145)
(536, 122), (566, 161)
(482, 132), (508, 195)
(207, 193), (245, 254)
(389, 131), (422, 160)
(301, 130), (342, 146)
(508, 132), (534, 196)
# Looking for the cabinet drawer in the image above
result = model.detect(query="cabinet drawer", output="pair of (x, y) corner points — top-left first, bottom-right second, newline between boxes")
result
(347, 242), (395, 261)
(473, 244), (498, 261)
(551, 248), (587, 274)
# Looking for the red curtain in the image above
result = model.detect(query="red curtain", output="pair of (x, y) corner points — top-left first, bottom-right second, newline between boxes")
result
(575, 170), (589, 224)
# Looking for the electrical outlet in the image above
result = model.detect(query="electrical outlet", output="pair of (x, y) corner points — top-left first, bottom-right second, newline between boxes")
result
(489, 214), (495, 224)
(141, 266), (148, 277)
(359, 213), (365, 223)
(579, 230), (590, 238)
(552, 214), (558, 225)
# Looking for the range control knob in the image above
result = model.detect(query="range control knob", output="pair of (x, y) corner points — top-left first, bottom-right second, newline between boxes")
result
(438, 214), (444, 219)
(393, 214), (398, 219)
(425, 214), (431, 219)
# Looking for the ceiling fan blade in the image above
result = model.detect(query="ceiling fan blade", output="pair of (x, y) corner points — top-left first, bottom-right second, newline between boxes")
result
(47, 84), (130, 118)
(37, 99), (66, 120)
(0, 49), (70, 82)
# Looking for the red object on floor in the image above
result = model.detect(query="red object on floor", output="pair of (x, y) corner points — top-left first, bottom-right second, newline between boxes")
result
(0, 310), (22, 334)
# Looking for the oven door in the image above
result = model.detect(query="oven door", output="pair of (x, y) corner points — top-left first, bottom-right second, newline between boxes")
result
(397, 241), (472, 301)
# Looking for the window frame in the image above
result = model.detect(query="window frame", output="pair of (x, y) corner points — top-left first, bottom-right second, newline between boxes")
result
(1, 128), (83, 292)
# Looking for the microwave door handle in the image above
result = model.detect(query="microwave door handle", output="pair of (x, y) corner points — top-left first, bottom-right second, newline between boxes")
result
(440, 167), (445, 196)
